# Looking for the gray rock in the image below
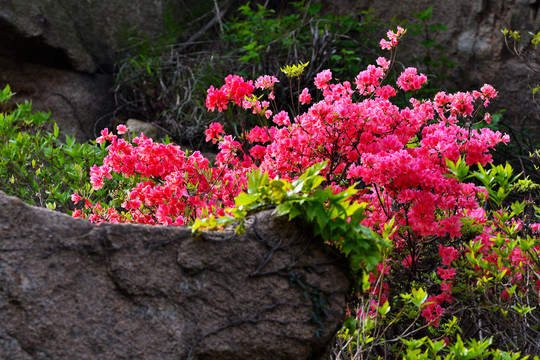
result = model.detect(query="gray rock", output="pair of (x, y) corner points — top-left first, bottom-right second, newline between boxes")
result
(0, 191), (350, 359)
(0, 0), (175, 141)
(125, 118), (160, 140)
(0, 55), (113, 141)
(0, 0), (170, 73)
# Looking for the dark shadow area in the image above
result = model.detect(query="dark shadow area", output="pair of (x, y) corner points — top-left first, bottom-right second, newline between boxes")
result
(0, 18), (72, 70)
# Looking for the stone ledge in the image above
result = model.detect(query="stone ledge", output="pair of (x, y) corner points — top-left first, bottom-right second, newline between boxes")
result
(0, 192), (350, 359)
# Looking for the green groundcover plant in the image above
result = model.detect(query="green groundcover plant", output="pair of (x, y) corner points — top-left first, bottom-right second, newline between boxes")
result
(72, 25), (540, 358)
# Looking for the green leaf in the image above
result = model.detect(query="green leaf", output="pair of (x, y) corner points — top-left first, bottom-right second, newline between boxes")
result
(378, 300), (391, 316)
(411, 287), (428, 307)
(308, 3), (322, 15)
(413, 6), (433, 21)
(235, 192), (257, 207)
(275, 201), (293, 216)
(248, 169), (269, 194)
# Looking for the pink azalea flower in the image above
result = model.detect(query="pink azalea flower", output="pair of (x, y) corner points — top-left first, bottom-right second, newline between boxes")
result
(117, 124), (127, 135)
(272, 110), (291, 126)
(205, 85), (228, 112)
(71, 192), (82, 204)
(314, 69), (332, 89)
(299, 88), (311, 104)
(255, 75), (279, 89)
(205, 122), (225, 144)
(397, 67), (427, 91)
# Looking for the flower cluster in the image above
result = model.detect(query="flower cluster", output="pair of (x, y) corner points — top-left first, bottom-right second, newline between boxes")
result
(74, 128), (249, 225)
(206, 74), (255, 111)
(396, 67), (428, 91)
(379, 26), (406, 50)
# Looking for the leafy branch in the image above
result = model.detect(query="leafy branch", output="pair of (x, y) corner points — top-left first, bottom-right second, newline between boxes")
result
(193, 162), (389, 274)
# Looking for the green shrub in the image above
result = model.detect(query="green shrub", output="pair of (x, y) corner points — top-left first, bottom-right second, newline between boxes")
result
(0, 85), (107, 213)
(223, 1), (383, 78)
(193, 162), (389, 273)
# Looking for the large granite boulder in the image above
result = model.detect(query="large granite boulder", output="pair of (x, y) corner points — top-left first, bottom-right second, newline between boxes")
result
(0, 191), (350, 359)
(0, 0), (172, 73)
(0, 0), (178, 141)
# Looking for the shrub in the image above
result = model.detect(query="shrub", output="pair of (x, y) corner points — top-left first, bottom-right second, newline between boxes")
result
(332, 158), (540, 358)
(223, 1), (383, 78)
(0, 86), (108, 213)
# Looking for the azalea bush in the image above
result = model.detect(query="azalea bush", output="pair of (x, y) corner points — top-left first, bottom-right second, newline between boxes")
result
(333, 159), (540, 358)
(74, 26), (540, 357)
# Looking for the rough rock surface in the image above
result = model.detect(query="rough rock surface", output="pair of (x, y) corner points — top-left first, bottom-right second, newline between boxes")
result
(0, 192), (350, 360)
(0, 0), (179, 140)
(0, 55), (113, 141)
(125, 118), (160, 140)
(0, 0), (172, 73)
